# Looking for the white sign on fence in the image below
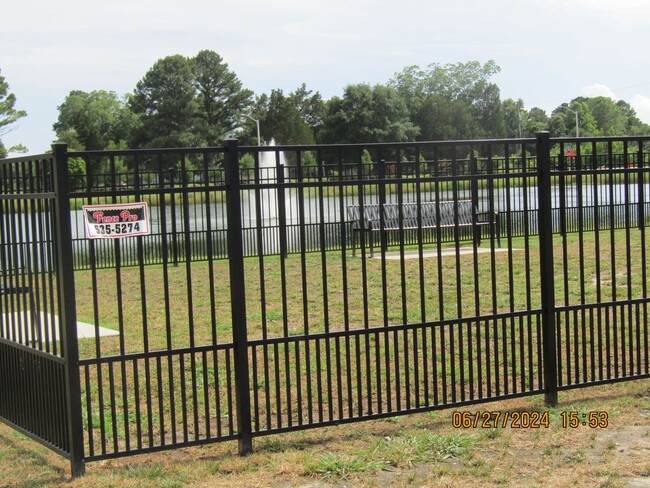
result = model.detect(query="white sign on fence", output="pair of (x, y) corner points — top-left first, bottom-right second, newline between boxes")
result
(82, 203), (151, 239)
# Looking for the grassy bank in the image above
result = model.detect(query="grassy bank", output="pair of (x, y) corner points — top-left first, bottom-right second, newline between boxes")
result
(1, 379), (648, 487)
(2, 228), (648, 485)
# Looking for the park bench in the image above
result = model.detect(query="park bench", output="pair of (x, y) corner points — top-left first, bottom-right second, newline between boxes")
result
(347, 200), (498, 257)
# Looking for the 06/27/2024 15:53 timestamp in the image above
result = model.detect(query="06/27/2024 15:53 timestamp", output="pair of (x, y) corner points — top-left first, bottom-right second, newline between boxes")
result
(451, 410), (609, 429)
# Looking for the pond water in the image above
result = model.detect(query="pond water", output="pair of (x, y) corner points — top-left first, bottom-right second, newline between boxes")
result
(3, 180), (648, 270)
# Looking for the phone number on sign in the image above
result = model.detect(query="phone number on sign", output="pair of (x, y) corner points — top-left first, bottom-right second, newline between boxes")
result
(92, 222), (143, 236)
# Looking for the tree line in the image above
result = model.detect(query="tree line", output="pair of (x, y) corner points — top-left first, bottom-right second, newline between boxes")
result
(1, 50), (649, 161)
(0, 69), (27, 158)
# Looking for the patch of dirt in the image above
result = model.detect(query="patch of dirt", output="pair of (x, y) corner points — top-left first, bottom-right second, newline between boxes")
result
(597, 425), (650, 461)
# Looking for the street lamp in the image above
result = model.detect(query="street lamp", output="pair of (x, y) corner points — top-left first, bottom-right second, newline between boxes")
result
(243, 114), (261, 146)
(558, 106), (579, 138)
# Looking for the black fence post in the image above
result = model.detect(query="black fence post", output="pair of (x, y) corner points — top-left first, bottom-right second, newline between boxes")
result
(469, 149), (481, 246)
(52, 143), (86, 476)
(536, 132), (559, 407)
(638, 141), (645, 230)
(170, 169), (179, 267)
(224, 139), (253, 454)
(277, 163), (288, 258)
(378, 159), (387, 253)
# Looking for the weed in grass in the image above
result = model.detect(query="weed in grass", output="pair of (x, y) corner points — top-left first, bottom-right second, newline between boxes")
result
(371, 432), (475, 468)
(160, 478), (187, 488)
(493, 472), (510, 484)
(467, 458), (494, 479)
(427, 411), (441, 421)
(431, 432), (476, 459)
(382, 416), (401, 424)
(305, 452), (376, 479)
(470, 459), (485, 468)
(205, 461), (223, 476)
(543, 446), (555, 456)
(123, 462), (167, 479)
(305, 432), (475, 480)
(564, 448), (586, 463)
(260, 437), (285, 453)
(598, 476), (625, 488)
(482, 428), (502, 440)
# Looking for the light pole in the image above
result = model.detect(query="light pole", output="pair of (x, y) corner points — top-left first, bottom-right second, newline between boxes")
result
(559, 106), (579, 138)
(244, 114), (261, 146)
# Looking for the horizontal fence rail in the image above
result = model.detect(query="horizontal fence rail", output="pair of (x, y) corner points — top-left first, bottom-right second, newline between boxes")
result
(1, 134), (650, 476)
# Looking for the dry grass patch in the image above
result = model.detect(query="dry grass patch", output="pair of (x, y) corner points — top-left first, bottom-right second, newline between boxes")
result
(0, 380), (648, 487)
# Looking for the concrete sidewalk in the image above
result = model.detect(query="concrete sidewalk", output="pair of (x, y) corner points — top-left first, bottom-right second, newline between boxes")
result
(375, 246), (519, 260)
(1, 311), (119, 342)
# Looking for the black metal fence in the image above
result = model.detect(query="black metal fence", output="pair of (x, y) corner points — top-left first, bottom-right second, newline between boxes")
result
(58, 141), (650, 270)
(1, 134), (649, 477)
(0, 145), (84, 474)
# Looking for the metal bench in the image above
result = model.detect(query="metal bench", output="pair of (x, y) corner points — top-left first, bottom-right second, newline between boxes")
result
(347, 200), (498, 256)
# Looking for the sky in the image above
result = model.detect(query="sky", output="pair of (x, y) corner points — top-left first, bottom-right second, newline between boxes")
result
(2, 0), (650, 154)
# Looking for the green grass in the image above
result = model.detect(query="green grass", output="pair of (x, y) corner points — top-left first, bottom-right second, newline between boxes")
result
(305, 452), (379, 479)
(305, 432), (476, 479)
(1, 376), (649, 486)
(68, 227), (650, 459)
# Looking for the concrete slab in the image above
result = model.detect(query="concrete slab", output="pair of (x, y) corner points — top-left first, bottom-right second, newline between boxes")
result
(374, 247), (519, 260)
(1, 311), (119, 342)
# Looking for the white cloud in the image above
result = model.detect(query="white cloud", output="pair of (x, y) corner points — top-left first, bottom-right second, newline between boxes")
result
(581, 84), (618, 100)
(2, 0), (650, 153)
(544, 0), (650, 24)
(579, 84), (650, 124)
(631, 94), (650, 124)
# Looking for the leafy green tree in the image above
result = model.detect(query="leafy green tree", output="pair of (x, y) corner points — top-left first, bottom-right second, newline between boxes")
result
(288, 83), (325, 136)
(54, 90), (135, 150)
(243, 84), (324, 147)
(501, 98), (525, 138)
(583, 96), (627, 135)
(554, 98), (650, 137)
(414, 95), (475, 141)
(390, 60), (503, 140)
(615, 100), (647, 134)
(252, 89), (316, 145)
(130, 54), (199, 149)
(465, 76), (504, 138)
(192, 50), (253, 146)
(130, 50), (255, 163)
(0, 69), (27, 158)
(320, 83), (418, 144)
(551, 100), (599, 137)
(500, 100), (551, 138)
(526, 107), (550, 135)
(54, 89), (136, 184)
